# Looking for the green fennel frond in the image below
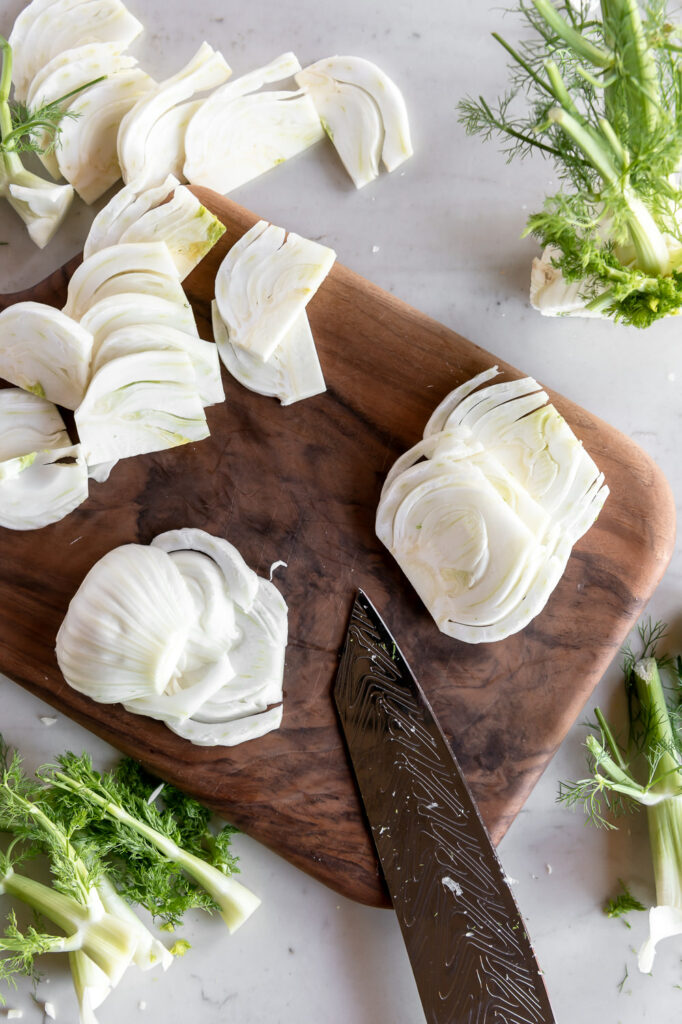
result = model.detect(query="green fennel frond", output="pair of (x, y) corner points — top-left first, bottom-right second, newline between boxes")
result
(457, 0), (682, 326)
(605, 879), (647, 925)
(41, 753), (240, 927)
(0, 76), (106, 157)
(0, 910), (55, 1000)
(0, 741), (101, 903)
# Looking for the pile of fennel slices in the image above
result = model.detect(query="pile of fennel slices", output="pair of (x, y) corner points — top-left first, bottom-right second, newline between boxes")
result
(2, 0), (413, 248)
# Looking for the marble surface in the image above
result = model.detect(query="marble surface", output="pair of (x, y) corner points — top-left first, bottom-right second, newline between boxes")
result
(0, 0), (681, 1021)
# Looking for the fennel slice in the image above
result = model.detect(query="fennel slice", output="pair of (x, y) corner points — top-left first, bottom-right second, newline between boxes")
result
(119, 185), (226, 279)
(0, 301), (93, 410)
(10, 0), (144, 103)
(0, 443), (88, 531)
(56, 69), (156, 204)
(81, 292), (198, 354)
(92, 323), (224, 408)
(63, 242), (181, 321)
(214, 221), (336, 361)
(84, 175), (180, 260)
(212, 301), (325, 405)
(117, 42), (231, 189)
(184, 88), (323, 195)
(74, 349), (209, 465)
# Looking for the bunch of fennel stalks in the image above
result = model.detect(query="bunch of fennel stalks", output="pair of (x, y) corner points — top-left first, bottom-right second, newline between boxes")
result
(0, 744), (259, 1022)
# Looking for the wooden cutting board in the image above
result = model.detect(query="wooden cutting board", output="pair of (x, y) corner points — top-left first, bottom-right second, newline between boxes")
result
(0, 187), (675, 907)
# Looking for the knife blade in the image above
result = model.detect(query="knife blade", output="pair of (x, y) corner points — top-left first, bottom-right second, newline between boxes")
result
(333, 589), (555, 1024)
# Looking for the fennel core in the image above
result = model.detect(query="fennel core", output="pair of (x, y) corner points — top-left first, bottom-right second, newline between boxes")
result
(458, 0), (682, 327)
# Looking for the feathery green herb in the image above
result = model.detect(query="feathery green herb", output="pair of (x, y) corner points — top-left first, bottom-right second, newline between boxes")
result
(605, 879), (647, 924)
(42, 753), (242, 927)
(0, 739), (258, 1012)
(458, 1), (682, 327)
(559, 619), (682, 970)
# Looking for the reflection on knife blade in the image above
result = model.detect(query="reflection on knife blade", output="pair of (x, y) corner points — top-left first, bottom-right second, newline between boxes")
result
(334, 590), (555, 1024)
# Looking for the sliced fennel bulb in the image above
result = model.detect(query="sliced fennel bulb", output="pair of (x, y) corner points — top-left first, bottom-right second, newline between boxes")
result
(296, 55), (413, 188)
(64, 242), (181, 320)
(0, 301), (93, 409)
(212, 301), (325, 406)
(74, 349), (209, 465)
(81, 292), (199, 351)
(0, 389), (89, 530)
(8, 0), (143, 103)
(376, 367), (608, 643)
(91, 323), (224, 407)
(114, 184), (226, 279)
(184, 52), (324, 194)
(83, 175), (180, 258)
(57, 529), (288, 747)
(215, 219), (336, 361)
(56, 68), (156, 203)
(25, 41), (139, 180)
(56, 544), (196, 703)
(117, 42), (231, 190)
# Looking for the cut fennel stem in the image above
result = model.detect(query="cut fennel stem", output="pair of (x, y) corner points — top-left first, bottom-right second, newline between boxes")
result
(563, 646), (682, 972)
(50, 768), (262, 932)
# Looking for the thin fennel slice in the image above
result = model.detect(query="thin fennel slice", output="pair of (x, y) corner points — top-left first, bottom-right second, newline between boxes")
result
(92, 323), (224, 407)
(117, 42), (231, 189)
(0, 389), (88, 530)
(83, 175), (179, 259)
(0, 387), (70, 460)
(63, 242), (181, 320)
(56, 68), (156, 203)
(26, 41), (138, 180)
(118, 185), (226, 278)
(74, 348), (209, 465)
(214, 219), (336, 361)
(184, 52), (323, 193)
(137, 97), (203, 190)
(296, 55), (413, 187)
(376, 367), (608, 643)
(212, 301), (325, 405)
(81, 292), (198, 353)
(0, 301), (93, 409)
(85, 269), (188, 310)
(186, 89), (323, 195)
(9, 0), (143, 103)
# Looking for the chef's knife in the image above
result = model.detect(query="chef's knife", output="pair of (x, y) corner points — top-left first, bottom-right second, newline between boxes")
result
(333, 589), (555, 1024)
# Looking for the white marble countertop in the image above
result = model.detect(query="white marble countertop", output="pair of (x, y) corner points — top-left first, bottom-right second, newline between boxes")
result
(1, 1), (681, 1021)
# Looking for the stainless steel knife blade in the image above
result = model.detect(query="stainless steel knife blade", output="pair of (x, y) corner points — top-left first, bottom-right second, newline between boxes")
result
(333, 589), (555, 1024)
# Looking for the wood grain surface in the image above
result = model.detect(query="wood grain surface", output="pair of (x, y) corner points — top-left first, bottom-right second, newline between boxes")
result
(0, 187), (675, 907)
